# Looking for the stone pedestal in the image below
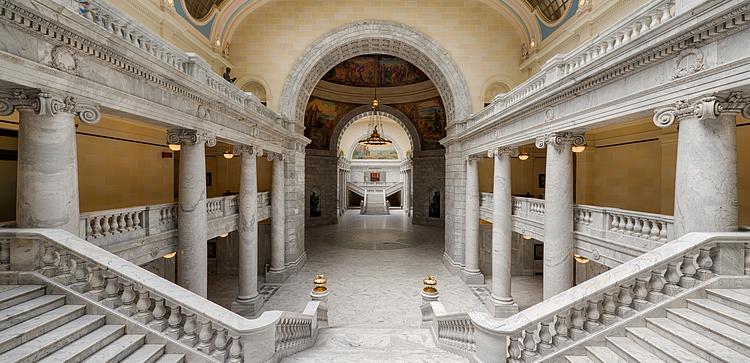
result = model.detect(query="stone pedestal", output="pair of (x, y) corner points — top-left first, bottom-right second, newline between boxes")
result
(268, 153), (286, 281)
(310, 290), (329, 328)
(654, 95), (745, 275)
(169, 129), (215, 298)
(537, 133), (583, 299)
(487, 148), (518, 317)
(231, 145), (263, 317)
(461, 156), (484, 284)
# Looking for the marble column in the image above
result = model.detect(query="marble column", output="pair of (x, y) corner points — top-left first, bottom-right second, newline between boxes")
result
(654, 94), (747, 274)
(404, 170), (411, 214)
(488, 147), (519, 317)
(268, 153), (286, 281)
(536, 133), (584, 299)
(168, 129), (215, 298)
(231, 145), (262, 316)
(1, 91), (100, 235)
(461, 156), (484, 284)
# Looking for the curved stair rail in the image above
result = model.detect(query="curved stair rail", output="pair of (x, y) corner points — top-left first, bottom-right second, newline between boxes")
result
(0, 228), (322, 363)
(425, 232), (749, 363)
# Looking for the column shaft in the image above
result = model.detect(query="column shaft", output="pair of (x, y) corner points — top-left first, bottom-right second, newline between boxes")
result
(491, 152), (516, 314)
(237, 151), (259, 300)
(543, 140), (574, 299)
(177, 139), (208, 298)
(462, 158), (483, 283)
(16, 109), (80, 234)
(270, 156), (285, 271)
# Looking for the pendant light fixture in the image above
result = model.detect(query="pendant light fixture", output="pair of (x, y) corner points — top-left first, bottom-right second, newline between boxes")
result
(359, 57), (392, 146)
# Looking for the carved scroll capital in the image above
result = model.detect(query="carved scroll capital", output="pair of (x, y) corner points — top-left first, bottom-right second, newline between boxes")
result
(0, 89), (100, 124)
(653, 92), (750, 128)
(232, 144), (260, 156)
(166, 129), (216, 147)
(535, 132), (585, 149)
(265, 151), (285, 161)
(488, 146), (519, 158)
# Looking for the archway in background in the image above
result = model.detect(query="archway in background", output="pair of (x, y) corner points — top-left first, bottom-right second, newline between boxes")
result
(278, 20), (471, 126)
(332, 105), (421, 155)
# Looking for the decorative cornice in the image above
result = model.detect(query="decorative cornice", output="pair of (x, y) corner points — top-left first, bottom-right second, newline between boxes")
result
(166, 129), (217, 147)
(488, 147), (519, 158)
(653, 92), (750, 128)
(0, 89), (100, 124)
(535, 132), (585, 149)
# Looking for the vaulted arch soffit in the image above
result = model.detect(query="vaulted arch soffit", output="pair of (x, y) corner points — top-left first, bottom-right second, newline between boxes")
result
(332, 105), (421, 155)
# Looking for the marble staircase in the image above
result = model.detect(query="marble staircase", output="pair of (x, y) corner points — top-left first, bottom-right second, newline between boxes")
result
(361, 191), (389, 215)
(560, 283), (750, 363)
(281, 327), (467, 362)
(0, 284), (184, 363)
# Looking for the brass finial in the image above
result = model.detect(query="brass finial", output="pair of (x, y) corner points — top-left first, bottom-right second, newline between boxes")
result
(422, 275), (437, 295)
(313, 274), (327, 293)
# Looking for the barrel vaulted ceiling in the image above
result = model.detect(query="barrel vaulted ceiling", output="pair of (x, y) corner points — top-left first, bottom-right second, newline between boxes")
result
(173, 0), (577, 46)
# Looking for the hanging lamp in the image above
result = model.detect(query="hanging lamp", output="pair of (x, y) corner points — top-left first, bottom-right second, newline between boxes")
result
(359, 57), (391, 146)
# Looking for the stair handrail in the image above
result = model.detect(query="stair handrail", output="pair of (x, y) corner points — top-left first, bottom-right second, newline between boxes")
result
(446, 232), (749, 362)
(0, 228), (321, 362)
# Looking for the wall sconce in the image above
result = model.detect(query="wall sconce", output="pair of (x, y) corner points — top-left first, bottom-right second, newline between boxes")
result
(219, 232), (229, 238)
(574, 254), (590, 264)
(163, 252), (176, 259)
(572, 145), (586, 153)
(168, 144), (181, 151)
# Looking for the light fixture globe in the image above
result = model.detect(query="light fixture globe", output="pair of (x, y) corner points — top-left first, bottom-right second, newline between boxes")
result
(572, 145), (586, 153)
(223, 152), (234, 159)
(168, 144), (181, 151)
(518, 153), (530, 160)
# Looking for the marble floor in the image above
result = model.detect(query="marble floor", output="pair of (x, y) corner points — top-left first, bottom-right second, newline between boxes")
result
(208, 210), (542, 327)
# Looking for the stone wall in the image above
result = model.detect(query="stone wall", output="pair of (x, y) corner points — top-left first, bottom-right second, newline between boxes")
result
(412, 154), (445, 227)
(444, 150), (466, 267)
(305, 154), (338, 226)
(285, 149), (307, 267)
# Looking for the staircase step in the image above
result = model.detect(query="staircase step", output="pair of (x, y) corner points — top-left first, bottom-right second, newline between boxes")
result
(585, 346), (627, 363)
(155, 353), (185, 363)
(606, 336), (666, 362)
(706, 289), (750, 314)
(0, 314), (105, 362)
(626, 327), (708, 363)
(0, 286), (45, 311)
(687, 298), (750, 334)
(0, 304), (85, 354)
(0, 295), (65, 331)
(37, 324), (125, 363)
(82, 334), (145, 363)
(565, 356), (595, 363)
(121, 344), (165, 363)
(664, 308), (750, 357)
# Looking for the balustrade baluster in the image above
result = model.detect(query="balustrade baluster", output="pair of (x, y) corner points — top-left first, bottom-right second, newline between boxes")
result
(70, 257), (91, 293)
(647, 269), (666, 303)
(101, 216), (111, 235)
(616, 284), (635, 318)
(522, 327), (538, 361)
(134, 210), (142, 229)
(569, 307), (586, 340)
(86, 266), (106, 301)
(659, 222), (668, 241)
(537, 319), (554, 356)
(632, 277), (650, 310)
(125, 213), (133, 231)
(197, 318), (214, 354)
(102, 273), (122, 309)
(150, 296), (167, 331)
(134, 287), (153, 324)
(601, 292), (617, 325)
(584, 300), (602, 333)
(745, 244), (750, 276)
(181, 311), (198, 346)
(91, 218), (103, 238)
(640, 219), (651, 239)
(552, 313), (570, 347)
(617, 215), (626, 232)
(662, 262), (682, 296)
(633, 218), (642, 237)
(650, 221), (661, 240)
(696, 247), (714, 281)
(109, 215), (118, 235)
(228, 335), (243, 363)
(508, 333), (522, 363)
(212, 327), (228, 361)
(625, 217), (634, 234)
(118, 280), (137, 316)
(679, 253), (697, 288)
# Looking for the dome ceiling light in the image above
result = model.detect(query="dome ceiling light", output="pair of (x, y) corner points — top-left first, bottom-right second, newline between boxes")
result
(359, 61), (392, 146)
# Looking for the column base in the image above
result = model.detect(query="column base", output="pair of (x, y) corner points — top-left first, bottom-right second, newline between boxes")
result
(266, 253), (308, 283)
(485, 297), (518, 318)
(230, 295), (264, 318)
(459, 269), (484, 285)
(442, 253), (462, 274)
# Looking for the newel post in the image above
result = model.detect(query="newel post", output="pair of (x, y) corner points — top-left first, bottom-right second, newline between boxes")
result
(473, 320), (509, 363)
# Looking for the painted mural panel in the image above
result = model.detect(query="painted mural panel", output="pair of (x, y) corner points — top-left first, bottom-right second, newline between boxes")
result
(322, 55), (429, 87)
(304, 96), (359, 149)
(352, 144), (399, 160)
(393, 97), (446, 150)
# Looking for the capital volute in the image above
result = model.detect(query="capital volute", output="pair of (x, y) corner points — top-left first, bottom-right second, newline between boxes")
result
(265, 151), (285, 161)
(488, 146), (519, 158)
(166, 129), (216, 147)
(465, 154), (482, 163)
(232, 144), (259, 156)
(653, 92), (750, 128)
(0, 89), (100, 124)
(535, 132), (585, 149)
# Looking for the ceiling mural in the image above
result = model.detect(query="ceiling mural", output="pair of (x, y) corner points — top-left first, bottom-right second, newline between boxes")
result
(304, 96), (360, 150)
(322, 55), (429, 88)
(352, 144), (399, 160)
(392, 97), (446, 151)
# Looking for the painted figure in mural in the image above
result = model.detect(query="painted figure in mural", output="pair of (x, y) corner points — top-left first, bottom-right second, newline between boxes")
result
(310, 192), (321, 217)
(429, 191), (440, 218)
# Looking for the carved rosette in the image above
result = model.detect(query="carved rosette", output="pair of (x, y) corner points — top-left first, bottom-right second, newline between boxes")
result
(0, 90), (100, 124)
(166, 129), (217, 147)
(653, 92), (750, 128)
(488, 146), (519, 158)
(535, 132), (585, 150)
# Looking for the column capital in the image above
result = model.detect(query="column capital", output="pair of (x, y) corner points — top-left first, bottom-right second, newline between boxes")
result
(488, 146), (519, 158)
(166, 129), (217, 147)
(266, 151), (285, 161)
(0, 89), (100, 124)
(232, 144), (260, 156)
(654, 92), (750, 128)
(465, 154), (483, 163)
(535, 132), (585, 149)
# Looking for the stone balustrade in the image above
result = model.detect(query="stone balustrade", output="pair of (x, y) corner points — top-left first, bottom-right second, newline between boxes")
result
(0, 228), (322, 362)
(458, 0), (675, 135)
(479, 195), (674, 267)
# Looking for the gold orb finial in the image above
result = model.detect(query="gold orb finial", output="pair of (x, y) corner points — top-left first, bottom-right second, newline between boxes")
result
(313, 274), (327, 293)
(422, 275), (437, 295)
